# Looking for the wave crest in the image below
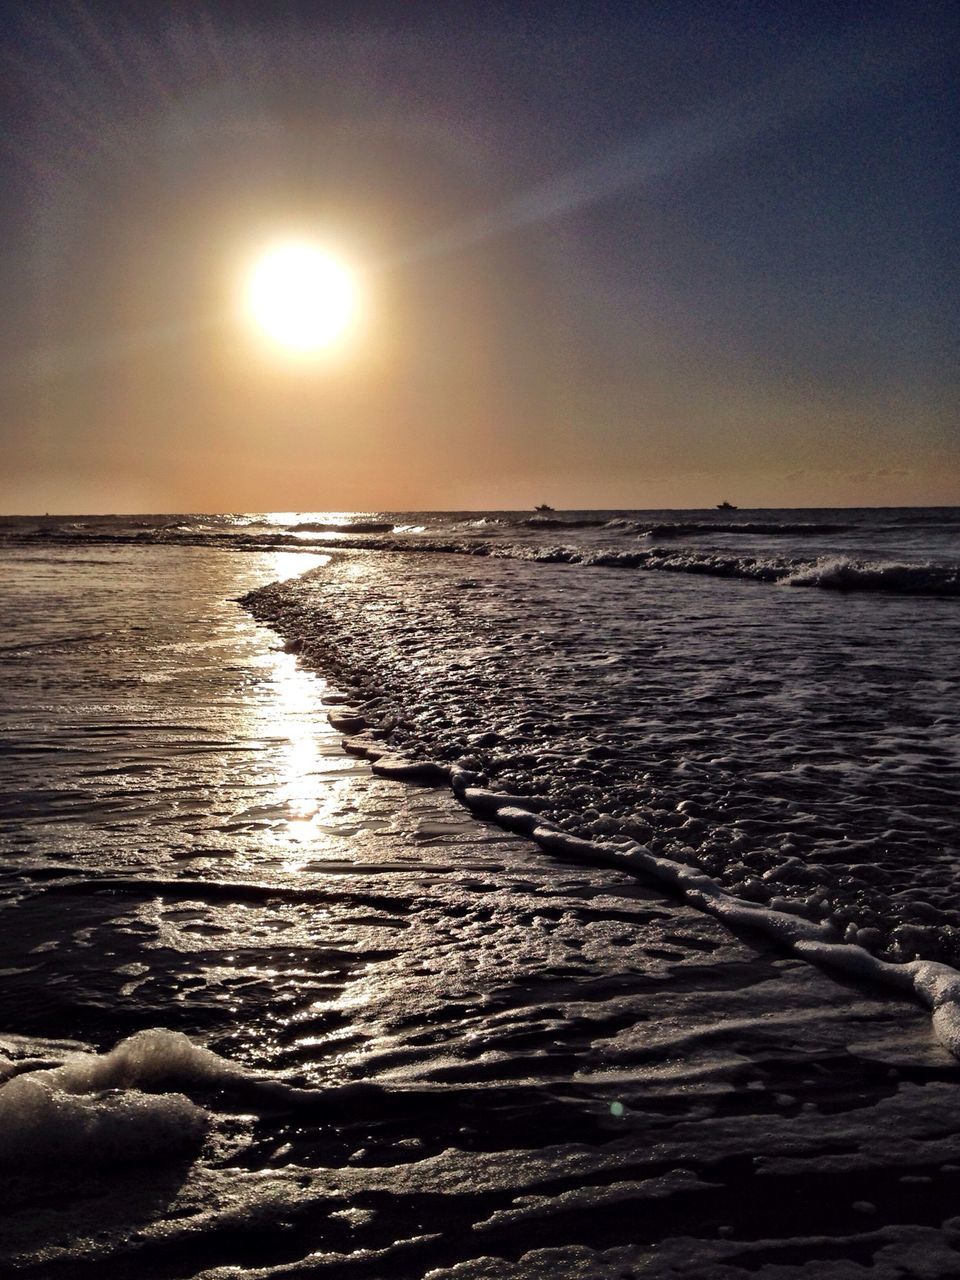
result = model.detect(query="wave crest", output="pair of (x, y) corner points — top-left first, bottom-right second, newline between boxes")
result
(641, 520), (853, 538)
(783, 556), (960, 595)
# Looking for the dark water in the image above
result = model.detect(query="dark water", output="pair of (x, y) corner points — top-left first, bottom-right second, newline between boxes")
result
(3, 507), (959, 593)
(1, 512), (960, 1277)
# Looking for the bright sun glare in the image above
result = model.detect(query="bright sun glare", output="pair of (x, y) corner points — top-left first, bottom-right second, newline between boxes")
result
(246, 241), (358, 353)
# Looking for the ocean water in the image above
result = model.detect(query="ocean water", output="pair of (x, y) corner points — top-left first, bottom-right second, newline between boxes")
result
(2, 508), (960, 1277)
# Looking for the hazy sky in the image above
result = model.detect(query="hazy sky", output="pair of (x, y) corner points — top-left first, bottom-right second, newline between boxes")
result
(1, 0), (957, 512)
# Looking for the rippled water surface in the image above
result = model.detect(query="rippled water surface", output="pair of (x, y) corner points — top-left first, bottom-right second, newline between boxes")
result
(2, 519), (960, 1278)
(248, 544), (960, 965)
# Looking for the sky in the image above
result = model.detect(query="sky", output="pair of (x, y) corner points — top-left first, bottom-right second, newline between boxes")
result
(1, 0), (957, 513)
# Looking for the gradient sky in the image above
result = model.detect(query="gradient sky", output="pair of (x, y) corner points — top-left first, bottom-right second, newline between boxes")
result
(1, 0), (957, 513)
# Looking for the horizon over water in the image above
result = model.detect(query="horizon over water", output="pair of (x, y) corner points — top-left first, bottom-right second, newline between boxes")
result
(2, 505), (960, 1277)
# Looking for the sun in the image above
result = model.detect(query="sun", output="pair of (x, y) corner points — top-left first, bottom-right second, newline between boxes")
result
(245, 241), (358, 353)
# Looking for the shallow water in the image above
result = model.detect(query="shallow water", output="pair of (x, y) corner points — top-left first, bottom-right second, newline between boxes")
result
(247, 544), (960, 968)
(2, 520), (960, 1277)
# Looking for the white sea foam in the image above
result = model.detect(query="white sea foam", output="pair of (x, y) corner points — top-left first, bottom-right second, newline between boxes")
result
(0, 1029), (233, 1167)
(29, 1026), (247, 1093)
(783, 555), (960, 595)
(0, 1073), (208, 1167)
(405, 775), (960, 1061)
(641, 519), (854, 537)
(586, 547), (960, 595)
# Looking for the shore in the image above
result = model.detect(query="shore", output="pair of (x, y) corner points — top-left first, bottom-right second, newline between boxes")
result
(3, 539), (960, 1277)
(7, 749), (960, 1278)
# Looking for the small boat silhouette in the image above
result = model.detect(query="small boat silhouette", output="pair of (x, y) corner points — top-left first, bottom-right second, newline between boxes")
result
(716, 500), (737, 510)
(534, 503), (555, 513)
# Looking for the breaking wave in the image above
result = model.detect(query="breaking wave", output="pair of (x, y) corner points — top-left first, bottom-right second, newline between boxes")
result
(7, 512), (960, 601)
(586, 549), (960, 596)
(289, 520), (396, 534)
(8, 522), (959, 597)
(520, 516), (609, 528)
(638, 520), (854, 537)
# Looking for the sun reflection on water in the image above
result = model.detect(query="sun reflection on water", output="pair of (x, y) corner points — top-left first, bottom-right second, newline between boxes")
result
(243, 553), (360, 872)
(265, 551), (331, 582)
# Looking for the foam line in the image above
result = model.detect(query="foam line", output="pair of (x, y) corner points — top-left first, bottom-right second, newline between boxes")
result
(337, 704), (960, 1064)
(529, 813), (960, 1061)
(371, 756), (451, 785)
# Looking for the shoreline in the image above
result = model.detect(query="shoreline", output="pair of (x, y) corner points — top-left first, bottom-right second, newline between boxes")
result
(4, 537), (960, 1276)
(242, 551), (960, 1063)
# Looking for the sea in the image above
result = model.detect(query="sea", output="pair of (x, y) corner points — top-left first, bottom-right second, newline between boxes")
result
(2, 507), (959, 1279)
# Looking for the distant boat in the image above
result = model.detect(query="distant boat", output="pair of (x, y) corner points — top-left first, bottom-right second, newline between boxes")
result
(534, 503), (555, 513)
(716, 501), (737, 510)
